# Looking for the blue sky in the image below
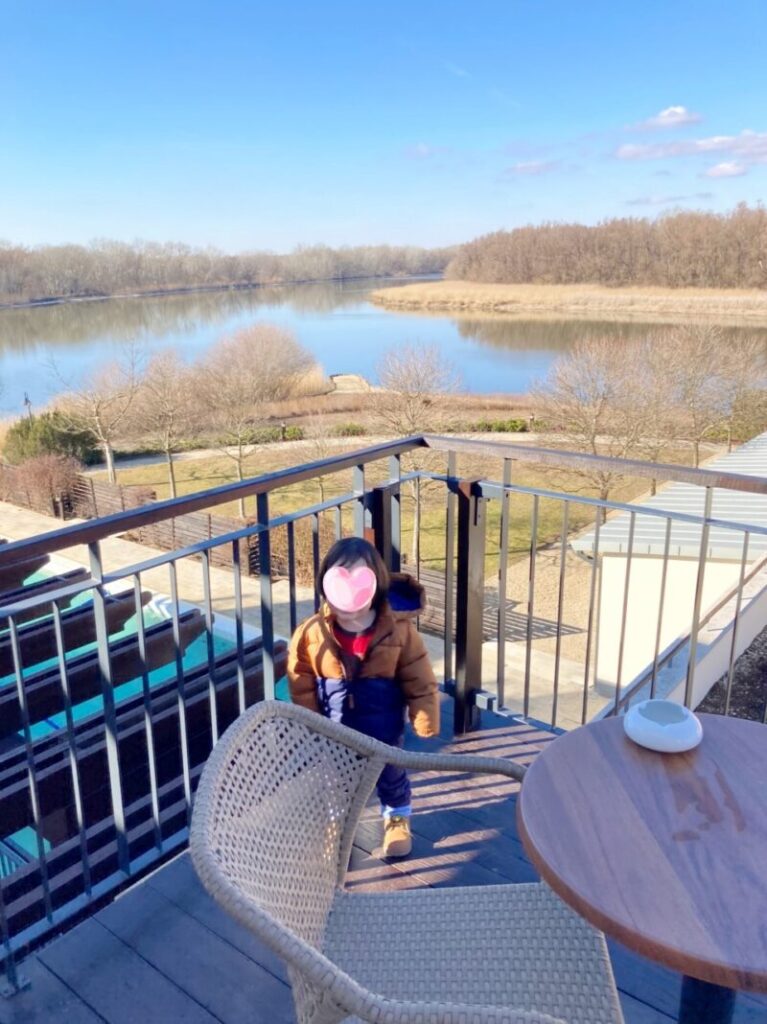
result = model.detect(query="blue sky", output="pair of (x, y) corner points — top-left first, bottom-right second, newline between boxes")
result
(2, 0), (766, 251)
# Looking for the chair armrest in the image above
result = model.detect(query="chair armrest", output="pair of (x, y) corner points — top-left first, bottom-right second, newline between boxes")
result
(381, 747), (527, 781)
(249, 701), (528, 782)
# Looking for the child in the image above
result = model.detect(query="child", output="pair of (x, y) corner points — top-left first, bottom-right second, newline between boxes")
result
(288, 537), (439, 858)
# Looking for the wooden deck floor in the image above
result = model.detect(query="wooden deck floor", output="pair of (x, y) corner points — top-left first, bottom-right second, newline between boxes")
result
(5, 698), (767, 1024)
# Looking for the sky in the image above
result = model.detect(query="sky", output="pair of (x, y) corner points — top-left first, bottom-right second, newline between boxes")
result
(2, 0), (766, 251)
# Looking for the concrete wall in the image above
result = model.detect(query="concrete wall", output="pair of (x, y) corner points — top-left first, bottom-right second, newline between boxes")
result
(595, 555), (743, 695)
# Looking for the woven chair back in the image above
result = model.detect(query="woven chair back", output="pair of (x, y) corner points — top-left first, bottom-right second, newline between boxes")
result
(196, 705), (381, 950)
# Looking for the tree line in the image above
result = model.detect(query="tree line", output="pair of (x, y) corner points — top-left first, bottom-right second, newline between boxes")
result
(0, 240), (454, 305)
(447, 204), (767, 289)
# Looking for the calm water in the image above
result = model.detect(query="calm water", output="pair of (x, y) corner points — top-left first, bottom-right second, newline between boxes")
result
(1, 279), (764, 416)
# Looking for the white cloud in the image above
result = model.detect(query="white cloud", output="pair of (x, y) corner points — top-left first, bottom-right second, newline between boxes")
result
(615, 130), (767, 168)
(625, 192), (713, 207)
(704, 161), (748, 178)
(503, 159), (561, 177)
(404, 142), (448, 160)
(443, 61), (470, 78)
(631, 105), (702, 131)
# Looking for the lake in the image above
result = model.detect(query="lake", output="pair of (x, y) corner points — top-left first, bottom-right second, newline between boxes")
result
(1, 278), (764, 417)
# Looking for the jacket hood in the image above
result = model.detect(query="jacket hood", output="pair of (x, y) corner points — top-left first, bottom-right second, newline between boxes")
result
(386, 571), (426, 616)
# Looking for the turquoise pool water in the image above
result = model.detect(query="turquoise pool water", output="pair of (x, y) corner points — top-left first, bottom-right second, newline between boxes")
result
(25, 614), (238, 740)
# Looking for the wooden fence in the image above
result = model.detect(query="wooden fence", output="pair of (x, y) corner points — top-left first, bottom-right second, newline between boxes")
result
(1, 467), (341, 583)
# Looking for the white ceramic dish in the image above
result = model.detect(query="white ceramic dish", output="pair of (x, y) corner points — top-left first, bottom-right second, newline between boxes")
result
(623, 699), (703, 753)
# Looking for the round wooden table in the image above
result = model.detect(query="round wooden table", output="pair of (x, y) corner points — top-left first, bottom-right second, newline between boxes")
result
(517, 714), (767, 1024)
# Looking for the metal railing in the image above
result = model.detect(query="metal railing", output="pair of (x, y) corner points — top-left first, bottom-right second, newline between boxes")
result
(1, 433), (766, 990)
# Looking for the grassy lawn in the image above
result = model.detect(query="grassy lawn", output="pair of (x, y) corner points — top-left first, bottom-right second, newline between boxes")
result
(101, 440), (701, 576)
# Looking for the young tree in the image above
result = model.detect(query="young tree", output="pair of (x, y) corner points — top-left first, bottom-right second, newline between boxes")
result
(632, 334), (684, 494)
(372, 343), (462, 564)
(195, 324), (314, 516)
(129, 349), (197, 498)
(666, 325), (729, 467)
(54, 347), (143, 484)
(531, 334), (646, 513)
(304, 413), (336, 503)
(718, 335), (767, 451)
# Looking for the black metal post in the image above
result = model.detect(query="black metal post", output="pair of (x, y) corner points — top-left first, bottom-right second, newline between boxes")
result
(679, 976), (736, 1024)
(454, 479), (486, 734)
(370, 484), (397, 572)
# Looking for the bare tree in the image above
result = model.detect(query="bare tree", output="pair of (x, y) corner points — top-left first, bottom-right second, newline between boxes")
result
(196, 324), (314, 516)
(129, 349), (196, 498)
(666, 325), (729, 468)
(633, 334), (684, 494)
(54, 347), (143, 484)
(532, 334), (646, 513)
(304, 413), (337, 502)
(718, 335), (767, 451)
(373, 343), (462, 565)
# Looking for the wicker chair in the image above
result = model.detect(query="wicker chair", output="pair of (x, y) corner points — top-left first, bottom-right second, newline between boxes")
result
(190, 700), (624, 1024)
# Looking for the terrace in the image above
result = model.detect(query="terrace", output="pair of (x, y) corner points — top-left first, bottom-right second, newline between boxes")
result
(1, 434), (766, 1023)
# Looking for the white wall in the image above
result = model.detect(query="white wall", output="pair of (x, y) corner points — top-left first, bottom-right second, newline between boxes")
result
(595, 555), (743, 695)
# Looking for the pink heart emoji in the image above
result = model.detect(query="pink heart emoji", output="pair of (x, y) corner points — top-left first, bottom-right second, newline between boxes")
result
(323, 565), (377, 613)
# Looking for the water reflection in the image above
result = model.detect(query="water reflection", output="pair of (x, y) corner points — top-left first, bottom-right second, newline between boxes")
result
(0, 280), (376, 354)
(1, 278), (766, 414)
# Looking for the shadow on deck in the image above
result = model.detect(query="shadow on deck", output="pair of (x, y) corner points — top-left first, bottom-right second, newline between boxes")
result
(5, 696), (767, 1024)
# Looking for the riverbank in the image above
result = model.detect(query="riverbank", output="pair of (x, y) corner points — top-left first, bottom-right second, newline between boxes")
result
(371, 280), (767, 326)
(0, 273), (432, 312)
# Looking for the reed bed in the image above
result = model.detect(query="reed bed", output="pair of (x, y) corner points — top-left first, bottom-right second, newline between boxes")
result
(371, 281), (767, 325)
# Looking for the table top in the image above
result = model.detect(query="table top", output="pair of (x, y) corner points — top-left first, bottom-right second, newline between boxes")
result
(517, 714), (767, 992)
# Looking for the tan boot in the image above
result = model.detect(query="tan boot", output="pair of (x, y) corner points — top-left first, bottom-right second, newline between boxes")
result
(383, 815), (412, 858)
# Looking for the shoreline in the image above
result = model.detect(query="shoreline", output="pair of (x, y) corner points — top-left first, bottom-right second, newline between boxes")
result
(371, 280), (767, 327)
(0, 273), (430, 312)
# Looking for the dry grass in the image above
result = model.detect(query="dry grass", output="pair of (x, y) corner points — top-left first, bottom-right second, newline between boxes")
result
(371, 280), (767, 325)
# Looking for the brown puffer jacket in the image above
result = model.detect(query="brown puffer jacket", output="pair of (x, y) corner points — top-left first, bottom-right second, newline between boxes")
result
(287, 572), (439, 739)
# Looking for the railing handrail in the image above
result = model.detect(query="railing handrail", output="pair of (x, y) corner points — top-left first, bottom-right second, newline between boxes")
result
(4, 432), (765, 569)
(424, 434), (767, 494)
(0, 436), (426, 566)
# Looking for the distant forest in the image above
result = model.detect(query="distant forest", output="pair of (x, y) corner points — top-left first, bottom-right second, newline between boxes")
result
(0, 241), (454, 305)
(447, 204), (767, 289)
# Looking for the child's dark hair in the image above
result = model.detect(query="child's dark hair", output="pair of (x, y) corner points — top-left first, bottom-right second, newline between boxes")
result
(318, 537), (390, 611)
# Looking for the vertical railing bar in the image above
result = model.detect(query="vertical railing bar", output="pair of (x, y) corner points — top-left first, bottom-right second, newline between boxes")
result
(523, 495), (539, 720)
(650, 517), (673, 699)
(287, 520), (298, 635)
(231, 539), (246, 715)
(8, 614), (54, 921)
(52, 600), (93, 894)
(581, 513), (601, 724)
(0, 886), (24, 994)
(389, 454), (402, 572)
(496, 459), (512, 710)
(353, 464), (365, 538)
(551, 500), (569, 729)
(168, 559), (192, 821)
(415, 474), (422, 581)
(133, 573), (162, 850)
(258, 492), (276, 700)
(724, 532), (750, 717)
(614, 511), (636, 714)
(444, 451), (457, 684)
(334, 504), (342, 542)
(88, 541), (130, 875)
(312, 512), (321, 614)
(685, 487), (714, 708)
(201, 551), (219, 747)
